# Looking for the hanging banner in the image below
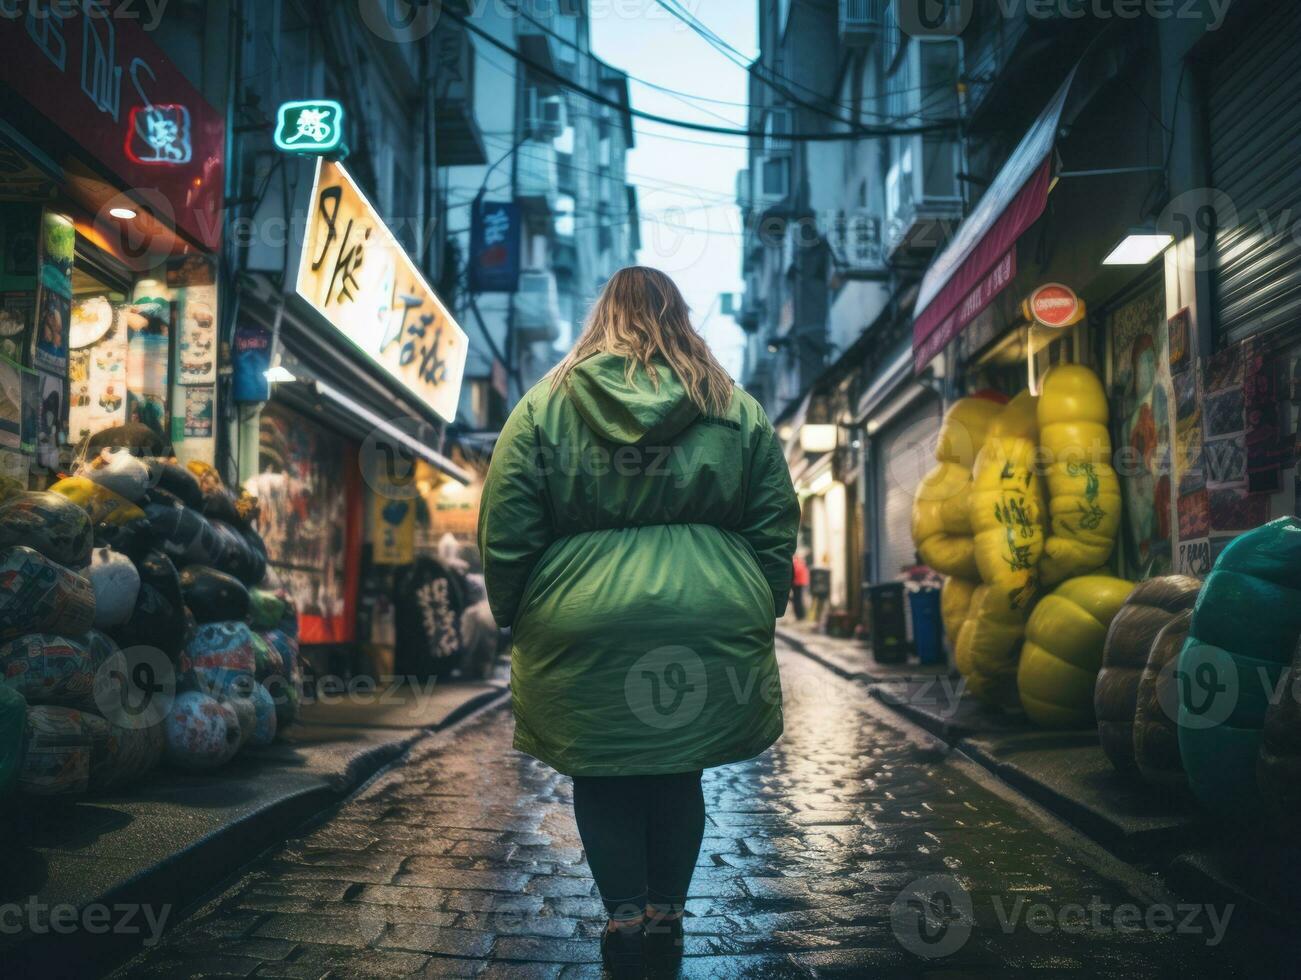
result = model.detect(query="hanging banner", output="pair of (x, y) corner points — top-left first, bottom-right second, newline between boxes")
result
(294, 160), (468, 423)
(371, 492), (415, 566)
(469, 200), (521, 294)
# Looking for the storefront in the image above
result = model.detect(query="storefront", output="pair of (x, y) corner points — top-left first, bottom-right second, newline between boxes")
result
(234, 156), (470, 672)
(0, 11), (225, 484)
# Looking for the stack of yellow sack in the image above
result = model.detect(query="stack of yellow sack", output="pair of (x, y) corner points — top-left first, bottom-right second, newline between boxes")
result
(911, 395), (1006, 582)
(956, 391), (1046, 709)
(911, 394), (1007, 643)
(1037, 365), (1122, 586)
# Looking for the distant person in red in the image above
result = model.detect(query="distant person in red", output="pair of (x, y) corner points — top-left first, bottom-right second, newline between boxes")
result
(790, 553), (810, 620)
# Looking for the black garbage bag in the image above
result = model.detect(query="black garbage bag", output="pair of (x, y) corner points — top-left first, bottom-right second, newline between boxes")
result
(180, 565), (251, 623)
(154, 463), (204, 509)
(110, 550), (189, 659)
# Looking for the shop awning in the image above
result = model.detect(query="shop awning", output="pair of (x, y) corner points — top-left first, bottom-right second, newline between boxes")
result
(315, 380), (473, 486)
(912, 66), (1078, 372)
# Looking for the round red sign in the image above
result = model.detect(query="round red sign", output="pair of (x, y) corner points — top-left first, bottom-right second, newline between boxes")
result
(1028, 284), (1080, 328)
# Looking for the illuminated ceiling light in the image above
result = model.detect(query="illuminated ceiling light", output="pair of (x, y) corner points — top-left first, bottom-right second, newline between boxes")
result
(1102, 229), (1173, 266)
(108, 207), (137, 220)
(264, 365), (297, 383)
(799, 424), (837, 453)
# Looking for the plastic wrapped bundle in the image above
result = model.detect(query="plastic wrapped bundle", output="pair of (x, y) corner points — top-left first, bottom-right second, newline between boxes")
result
(180, 621), (258, 699)
(110, 549), (188, 658)
(1134, 609), (1194, 791)
(969, 392), (1043, 602)
(1017, 575), (1134, 728)
(939, 576), (976, 650)
(954, 585), (1029, 709)
(77, 449), (151, 502)
(1037, 366), (1123, 585)
(164, 690), (241, 770)
(18, 705), (105, 795)
(1259, 635), (1301, 834)
(1093, 576), (1201, 772)
(1178, 517), (1301, 818)
(0, 491), (93, 569)
(248, 589), (289, 630)
(0, 547), (95, 641)
(48, 477), (145, 530)
(910, 395), (1007, 581)
(224, 695), (257, 749)
(248, 682), (278, 746)
(180, 565), (251, 623)
(0, 633), (98, 710)
(88, 548), (141, 629)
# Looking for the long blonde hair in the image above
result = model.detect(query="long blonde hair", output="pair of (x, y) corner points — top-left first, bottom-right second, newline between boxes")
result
(550, 266), (734, 416)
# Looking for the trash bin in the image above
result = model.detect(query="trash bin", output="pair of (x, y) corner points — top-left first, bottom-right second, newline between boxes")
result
(908, 589), (944, 665)
(867, 582), (909, 664)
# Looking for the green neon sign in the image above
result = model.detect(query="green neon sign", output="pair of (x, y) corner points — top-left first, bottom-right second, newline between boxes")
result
(275, 100), (346, 155)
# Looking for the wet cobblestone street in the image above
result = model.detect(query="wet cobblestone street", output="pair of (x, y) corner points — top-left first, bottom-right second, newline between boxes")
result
(116, 644), (1287, 978)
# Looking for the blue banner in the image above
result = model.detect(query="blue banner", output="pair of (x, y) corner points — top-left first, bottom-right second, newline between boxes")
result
(469, 200), (520, 293)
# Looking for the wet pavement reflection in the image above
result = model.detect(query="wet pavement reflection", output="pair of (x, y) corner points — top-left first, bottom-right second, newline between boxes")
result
(115, 644), (1286, 978)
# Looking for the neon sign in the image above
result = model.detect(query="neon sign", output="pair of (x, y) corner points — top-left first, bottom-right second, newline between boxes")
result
(125, 103), (193, 165)
(275, 100), (346, 155)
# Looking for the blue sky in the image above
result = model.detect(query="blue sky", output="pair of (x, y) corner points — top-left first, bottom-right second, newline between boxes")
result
(590, 2), (755, 378)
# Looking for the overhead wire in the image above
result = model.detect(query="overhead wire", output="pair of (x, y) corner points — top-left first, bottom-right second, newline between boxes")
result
(444, 6), (958, 140)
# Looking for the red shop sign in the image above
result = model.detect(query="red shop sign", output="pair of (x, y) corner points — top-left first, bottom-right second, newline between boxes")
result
(0, 4), (224, 250)
(1026, 283), (1082, 328)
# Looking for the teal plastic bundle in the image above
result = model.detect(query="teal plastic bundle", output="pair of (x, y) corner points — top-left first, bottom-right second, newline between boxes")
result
(1177, 517), (1301, 818)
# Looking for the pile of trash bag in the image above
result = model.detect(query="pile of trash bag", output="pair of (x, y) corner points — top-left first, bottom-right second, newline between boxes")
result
(0, 432), (301, 796)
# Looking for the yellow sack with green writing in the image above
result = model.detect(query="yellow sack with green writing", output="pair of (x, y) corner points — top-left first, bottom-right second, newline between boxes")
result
(49, 476), (146, 526)
(1037, 365), (1122, 586)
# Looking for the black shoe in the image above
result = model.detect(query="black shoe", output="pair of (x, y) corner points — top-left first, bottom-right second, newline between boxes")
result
(643, 913), (684, 966)
(601, 921), (644, 977)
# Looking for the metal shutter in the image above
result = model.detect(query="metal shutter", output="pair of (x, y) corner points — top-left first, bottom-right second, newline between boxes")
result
(1207, 3), (1301, 344)
(874, 392), (940, 582)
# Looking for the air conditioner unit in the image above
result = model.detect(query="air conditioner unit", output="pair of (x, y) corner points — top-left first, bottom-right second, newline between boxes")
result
(527, 89), (566, 139)
(763, 107), (792, 156)
(759, 155), (790, 202)
(839, 0), (885, 45)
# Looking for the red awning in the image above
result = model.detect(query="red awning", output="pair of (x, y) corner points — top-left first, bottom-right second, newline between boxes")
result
(912, 68), (1078, 372)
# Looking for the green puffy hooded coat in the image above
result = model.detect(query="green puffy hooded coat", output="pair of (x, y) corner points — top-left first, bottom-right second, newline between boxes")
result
(478, 354), (799, 777)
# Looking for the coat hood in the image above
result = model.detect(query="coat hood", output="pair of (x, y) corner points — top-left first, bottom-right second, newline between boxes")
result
(564, 353), (701, 445)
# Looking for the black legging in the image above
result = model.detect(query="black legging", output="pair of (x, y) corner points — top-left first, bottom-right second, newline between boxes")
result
(571, 771), (705, 922)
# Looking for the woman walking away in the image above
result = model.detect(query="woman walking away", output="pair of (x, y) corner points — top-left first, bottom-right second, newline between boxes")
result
(478, 266), (799, 975)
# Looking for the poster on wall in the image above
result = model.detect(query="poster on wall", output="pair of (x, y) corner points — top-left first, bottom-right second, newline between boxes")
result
(34, 210), (73, 374)
(68, 295), (129, 445)
(37, 370), (62, 471)
(0, 356), (22, 450)
(1111, 282), (1175, 578)
(183, 384), (214, 438)
(248, 403), (355, 644)
(176, 282), (217, 385)
(371, 492), (415, 566)
(1203, 343), (1247, 492)
(0, 292), (33, 364)
(126, 294), (171, 440)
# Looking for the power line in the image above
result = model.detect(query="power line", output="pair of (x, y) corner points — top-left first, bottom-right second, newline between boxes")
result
(446, 7), (957, 141)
